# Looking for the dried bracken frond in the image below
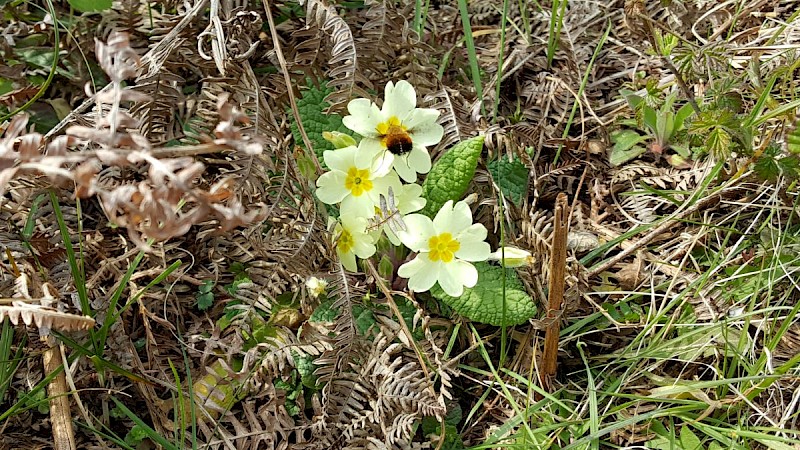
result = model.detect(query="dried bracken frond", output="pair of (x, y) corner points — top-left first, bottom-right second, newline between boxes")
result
(0, 302), (95, 333)
(299, 0), (364, 109)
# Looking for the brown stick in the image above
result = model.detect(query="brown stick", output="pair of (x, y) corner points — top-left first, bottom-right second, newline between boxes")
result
(540, 193), (569, 394)
(43, 342), (76, 450)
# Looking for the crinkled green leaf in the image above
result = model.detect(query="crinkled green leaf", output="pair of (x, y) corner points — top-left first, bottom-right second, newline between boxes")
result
(289, 81), (353, 165)
(67, 0), (112, 11)
(488, 158), (528, 206)
(431, 262), (536, 326)
(420, 136), (483, 217)
(353, 304), (377, 335)
(293, 351), (318, 389)
(309, 298), (338, 323)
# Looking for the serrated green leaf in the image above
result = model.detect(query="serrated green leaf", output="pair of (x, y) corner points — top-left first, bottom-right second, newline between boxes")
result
(705, 127), (731, 159)
(488, 158), (528, 206)
(777, 155), (800, 180)
(420, 136), (484, 217)
(754, 156), (780, 181)
(67, 0), (112, 11)
(289, 81), (353, 165)
(431, 262), (536, 326)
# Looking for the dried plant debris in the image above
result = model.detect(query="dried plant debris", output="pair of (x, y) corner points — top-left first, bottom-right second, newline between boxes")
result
(0, 0), (799, 449)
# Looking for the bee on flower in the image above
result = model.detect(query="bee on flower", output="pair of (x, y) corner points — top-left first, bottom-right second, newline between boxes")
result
(342, 80), (444, 183)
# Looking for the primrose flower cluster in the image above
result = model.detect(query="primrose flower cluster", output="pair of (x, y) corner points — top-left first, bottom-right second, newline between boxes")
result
(316, 81), (529, 297)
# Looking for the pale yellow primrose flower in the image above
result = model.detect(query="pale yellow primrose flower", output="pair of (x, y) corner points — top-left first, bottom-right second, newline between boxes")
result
(342, 80), (444, 183)
(316, 145), (402, 219)
(397, 200), (491, 297)
(487, 246), (534, 267)
(330, 216), (376, 272)
(305, 276), (328, 298)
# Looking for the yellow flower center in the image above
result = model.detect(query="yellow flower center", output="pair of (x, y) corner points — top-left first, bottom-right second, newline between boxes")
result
(375, 116), (405, 135)
(344, 167), (373, 196)
(428, 232), (460, 263)
(338, 228), (354, 253)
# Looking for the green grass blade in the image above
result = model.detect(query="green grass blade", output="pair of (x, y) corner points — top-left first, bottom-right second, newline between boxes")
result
(456, 0), (484, 116)
(111, 396), (179, 450)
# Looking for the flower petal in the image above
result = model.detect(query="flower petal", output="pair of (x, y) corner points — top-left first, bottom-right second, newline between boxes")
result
(406, 146), (432, 175)
(435, 201), (472, 235)
(341, 195), (376, 219)
(392, 155), (417, 182)
(315, 172), (348, 204)
(409, 123), (444, 147)
(432, 200), (458, 232)
(344, 99), (382, 137)
(397, 183), (425, 214)
(409, 121), (444, 147)
(371, 151), (395, 177)
(352, 237), (376, 259)
(441, 260), (478, 294)
(339, 248), (358, 272)
(455, 240), (491, 262)
(323, 146), (357, 172)
(355, 139), (386, 169)
(404, 107), (440, 130)
(396, 214), (435, 251)
(400, 255), (440, 293)
(457, 223), (489, 243)
(383, 80), (417, 120)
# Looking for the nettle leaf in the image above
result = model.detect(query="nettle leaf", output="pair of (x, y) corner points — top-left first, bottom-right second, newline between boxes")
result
(431, 262), (536, 326)
(289, 81), (353, 165)
(488, 158), (528, 206)
(420, 136), (483, 217)
(705, 127), (731, 159)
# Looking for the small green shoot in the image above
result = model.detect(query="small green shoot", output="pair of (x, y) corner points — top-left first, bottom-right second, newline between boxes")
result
(196, 279), (215, 311)
(621, 90), (694, 158)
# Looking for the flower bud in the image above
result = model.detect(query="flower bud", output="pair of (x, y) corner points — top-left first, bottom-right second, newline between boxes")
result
(322, 131), (357, 149)
(487, 246), (533, 267)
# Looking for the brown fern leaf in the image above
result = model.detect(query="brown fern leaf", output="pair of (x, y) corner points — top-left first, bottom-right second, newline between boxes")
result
(300, 0), (369, 109)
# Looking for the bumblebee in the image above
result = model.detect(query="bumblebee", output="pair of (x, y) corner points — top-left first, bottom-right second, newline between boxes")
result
(382, 126), (414, 155)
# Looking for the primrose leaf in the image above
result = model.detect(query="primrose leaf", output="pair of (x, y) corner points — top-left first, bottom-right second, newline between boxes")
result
(289, 80), (353, 165)
(67, 0), (112, 12)
(420, 136), (483, 217)
(309, 299), (339, 323)
(488, 158), (528, 206)
(293, 351), (318, 389)
(431, 262), (536, 326)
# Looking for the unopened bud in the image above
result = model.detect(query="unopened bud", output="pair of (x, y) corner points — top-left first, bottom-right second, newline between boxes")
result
(322, 131), (357, 149)
(487, 246), (533, 267)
